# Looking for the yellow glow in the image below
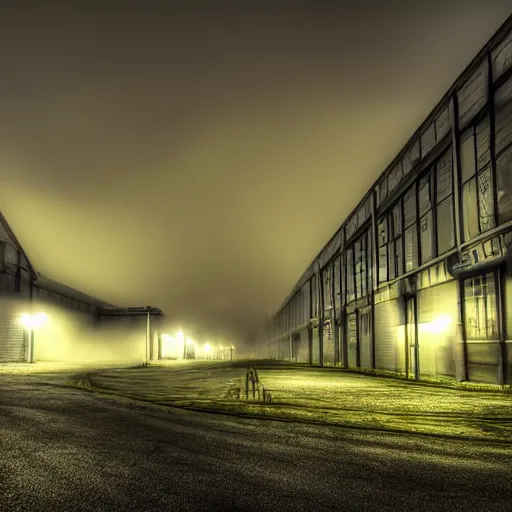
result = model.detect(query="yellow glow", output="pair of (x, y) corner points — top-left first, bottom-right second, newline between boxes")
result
(19, 312), (48, 329)
(161, 333), (182, 359)
(430, 315), (451, 334)
(204, 343), (212, 353)
(176, 331), (184, 341)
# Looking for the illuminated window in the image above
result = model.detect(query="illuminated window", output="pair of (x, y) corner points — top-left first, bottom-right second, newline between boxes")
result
(463, 273), (498, 340)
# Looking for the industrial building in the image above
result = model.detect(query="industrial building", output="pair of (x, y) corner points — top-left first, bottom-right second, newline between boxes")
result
(0, 211), (163, 364)
(268, 14), (512, 385)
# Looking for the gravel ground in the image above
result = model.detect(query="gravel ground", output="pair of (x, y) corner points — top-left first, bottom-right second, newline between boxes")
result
(1, 372), (511, 512)
(254, 367), (512, 440)
(73, 361), (512, 441)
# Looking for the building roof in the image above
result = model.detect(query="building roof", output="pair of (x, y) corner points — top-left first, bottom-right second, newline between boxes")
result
(0, 212), (39, 279)
(34, 273), (116, 309)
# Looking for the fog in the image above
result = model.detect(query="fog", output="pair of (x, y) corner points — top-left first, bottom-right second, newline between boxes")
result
(30, 302), (152, 364)
(0, 1), (511, 352)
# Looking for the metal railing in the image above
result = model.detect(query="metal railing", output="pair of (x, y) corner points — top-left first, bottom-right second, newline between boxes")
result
(241, 366), (272, 403)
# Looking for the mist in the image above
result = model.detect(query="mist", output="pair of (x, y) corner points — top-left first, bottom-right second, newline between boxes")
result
(0, 1), (511, 352)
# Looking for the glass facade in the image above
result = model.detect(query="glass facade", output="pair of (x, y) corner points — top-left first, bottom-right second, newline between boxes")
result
(463, 274), (498, 340)
(271, 19), (512, 383)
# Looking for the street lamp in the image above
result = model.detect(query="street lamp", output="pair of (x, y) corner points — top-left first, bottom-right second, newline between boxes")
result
(230, 345), (235, 361)
(204, 343), (212, 359)
(19, 312), (48, 363)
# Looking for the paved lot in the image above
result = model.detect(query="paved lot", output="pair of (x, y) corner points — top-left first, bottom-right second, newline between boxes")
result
(1, 372), (511, 512)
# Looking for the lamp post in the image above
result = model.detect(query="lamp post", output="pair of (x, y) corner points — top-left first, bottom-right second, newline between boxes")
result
(145, 306), (151, 366)
(230, 345), (234, 361)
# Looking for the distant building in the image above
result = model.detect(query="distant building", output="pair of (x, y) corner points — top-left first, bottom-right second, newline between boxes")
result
(268, 14), (512, 385)
(0, 211), (163, 364)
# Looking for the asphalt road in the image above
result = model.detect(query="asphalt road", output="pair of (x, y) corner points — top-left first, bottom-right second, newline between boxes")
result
(1, 375), (511, 512)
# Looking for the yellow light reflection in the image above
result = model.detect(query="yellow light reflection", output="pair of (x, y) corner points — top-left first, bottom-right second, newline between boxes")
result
(19, 312), (48, 329)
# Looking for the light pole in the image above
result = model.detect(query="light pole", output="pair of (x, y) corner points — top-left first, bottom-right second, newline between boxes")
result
(145, 306), (151, 366)
(230, 345), (234, 361)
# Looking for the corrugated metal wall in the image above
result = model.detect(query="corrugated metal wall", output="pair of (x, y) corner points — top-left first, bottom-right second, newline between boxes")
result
(359, 307), (372, 368)
(311, 325), (320, 364)
(322, 319), (335, 365)
(0, 299), (26, 362)
(294, 327), (310, 362)
(374, 299), (401, 371)
(417, 281), (458, 378)
(347, 313), (358, 367)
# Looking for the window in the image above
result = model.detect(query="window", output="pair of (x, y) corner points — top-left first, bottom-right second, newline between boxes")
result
(322, 266), (332, 311)
(435, 105), (451, 141)
(354, 233), (369, 299)
(436, 150), (455, 254)
(389, 204), (403, 280)
(418, 173), (434, 263)
(494, 76), (512, 225)
(460, 115), (495, 241)
(366, 229), (373, 292)
(378, 204), (403, 284)
(457, 61), (488, 129)
(492, 30), (512, 82)
(420, 121), (436, 158)
(463, 273), (498, 340)
(403, 185), (418, 272)
(346, 248), (355, 303)
(334, 256), (341, 311)
(311, 275), (318, 318)
(378, 218), (388, 283)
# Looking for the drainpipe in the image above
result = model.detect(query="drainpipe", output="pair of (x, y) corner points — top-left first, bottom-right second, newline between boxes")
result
(28, 278), (35, 363)
(145, 306), (151, 365)
(318, 265), (324, 367)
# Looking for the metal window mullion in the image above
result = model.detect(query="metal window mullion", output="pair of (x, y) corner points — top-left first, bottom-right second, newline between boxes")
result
(450, 94), (464, 250)
(430, 166), (439, 258)
(487, 50), (500, 228)
(482, 274), (490, 339)
(414, 180), (422, 266)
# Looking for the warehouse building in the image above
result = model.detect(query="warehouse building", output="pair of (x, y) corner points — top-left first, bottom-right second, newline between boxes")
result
(0, 211), (163, 364)
(268, 14), (512, 385)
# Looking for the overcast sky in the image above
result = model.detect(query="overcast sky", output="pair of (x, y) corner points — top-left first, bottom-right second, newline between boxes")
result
(0, 1), (510, 348)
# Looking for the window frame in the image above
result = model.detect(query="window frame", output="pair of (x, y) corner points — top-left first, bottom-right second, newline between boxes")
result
(463, 272), (499, 341)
